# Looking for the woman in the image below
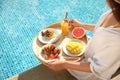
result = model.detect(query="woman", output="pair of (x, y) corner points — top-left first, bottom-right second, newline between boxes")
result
(47, 0), (120, 80)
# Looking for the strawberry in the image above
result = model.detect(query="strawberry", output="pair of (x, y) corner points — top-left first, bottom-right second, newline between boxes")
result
(49, 45), (55, 51)
(49, 53), (59, 59)
(54, 53), (58, 58)
(50, 54), (55, 58)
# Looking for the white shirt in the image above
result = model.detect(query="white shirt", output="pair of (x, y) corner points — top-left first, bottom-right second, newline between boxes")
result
(68, 10), (120, 80)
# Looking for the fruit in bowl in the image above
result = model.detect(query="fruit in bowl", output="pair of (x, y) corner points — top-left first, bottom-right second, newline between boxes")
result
(41, 44), (61, 60)
(72, 27), (85, 39)
(41, 29), (54, 39)
(66, 41), (83, 54)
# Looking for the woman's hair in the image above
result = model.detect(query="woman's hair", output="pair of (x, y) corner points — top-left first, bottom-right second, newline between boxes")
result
(108, 0), (120, 23)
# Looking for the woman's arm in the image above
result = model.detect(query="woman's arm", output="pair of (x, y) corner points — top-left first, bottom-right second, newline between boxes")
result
(82, 23), (95, 32)
(47, 58), (91, 73)
(64, 61), (91, 73)
(69, 19), (96, 32)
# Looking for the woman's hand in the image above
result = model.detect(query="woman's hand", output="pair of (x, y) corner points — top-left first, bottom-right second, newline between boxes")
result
(47, 58), (91, 72)
(69, 19), (96, 32)
(69, 19), (84, 29)
(47, 58), (66, 71)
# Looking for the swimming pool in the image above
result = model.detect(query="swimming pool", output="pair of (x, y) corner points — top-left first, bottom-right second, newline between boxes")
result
(0, 0), (109, 79)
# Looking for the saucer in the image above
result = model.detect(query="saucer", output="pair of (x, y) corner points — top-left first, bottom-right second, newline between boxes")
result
(63, 39), (86, 57)
(38, 28), (62, 44)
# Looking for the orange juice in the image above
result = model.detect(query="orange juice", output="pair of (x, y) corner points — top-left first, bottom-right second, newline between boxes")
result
(61, 20), (69, 35)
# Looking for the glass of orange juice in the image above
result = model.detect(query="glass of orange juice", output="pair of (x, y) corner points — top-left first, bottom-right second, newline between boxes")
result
(61, 12), (69, 36)
(61, 20), (69, 35)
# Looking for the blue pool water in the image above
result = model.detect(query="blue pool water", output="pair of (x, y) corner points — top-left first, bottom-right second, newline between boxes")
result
(0, 0), (109, 80)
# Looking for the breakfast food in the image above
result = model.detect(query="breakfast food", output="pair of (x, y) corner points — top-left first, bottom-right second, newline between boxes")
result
(41, 29), (54, 39)
(72, 27), (85, 39)
(66, 41), (83, 54)
(41, 44), (60, 60)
